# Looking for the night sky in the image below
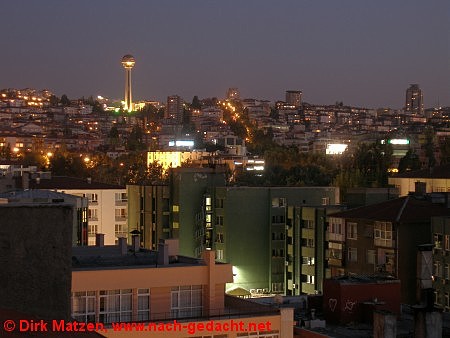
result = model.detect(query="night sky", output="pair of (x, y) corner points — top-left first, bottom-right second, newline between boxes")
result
(1, 0), (449, 108)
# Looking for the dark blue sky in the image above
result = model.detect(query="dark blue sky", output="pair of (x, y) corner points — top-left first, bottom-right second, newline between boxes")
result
(1, 0), (449, 108)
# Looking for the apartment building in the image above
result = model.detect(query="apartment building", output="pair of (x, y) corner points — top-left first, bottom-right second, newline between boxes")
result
(71, 239), (293, 338)
(29, 175), (127, 245)
(127, 184), (171, 250)
(431, 215), (450, 311)
(326, 192), (450, 304)
(388, 164), (450, 196)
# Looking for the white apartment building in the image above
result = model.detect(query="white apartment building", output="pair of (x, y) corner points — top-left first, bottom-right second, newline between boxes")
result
(29, 175), (127, 246)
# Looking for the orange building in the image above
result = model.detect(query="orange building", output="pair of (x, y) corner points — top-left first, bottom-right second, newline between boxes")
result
(71, 238), (293, 338)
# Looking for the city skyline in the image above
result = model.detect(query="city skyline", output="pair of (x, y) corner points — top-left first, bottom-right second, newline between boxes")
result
(1, 1), (449, 108)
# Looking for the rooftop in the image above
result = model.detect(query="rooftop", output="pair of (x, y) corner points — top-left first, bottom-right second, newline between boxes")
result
(29, 176), (125, 190)
(329, 194), (450, 223)
(392, 164), (450, 179)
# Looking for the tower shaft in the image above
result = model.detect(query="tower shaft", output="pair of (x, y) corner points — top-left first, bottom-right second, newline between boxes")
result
(124, 69), (132, 112)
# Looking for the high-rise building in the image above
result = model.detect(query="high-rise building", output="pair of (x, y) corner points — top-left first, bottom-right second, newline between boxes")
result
(405, 84), (424, 114)
(166, 95), (184, 122)
(285, 90), (302, 108)
(121, 54), (135, 112)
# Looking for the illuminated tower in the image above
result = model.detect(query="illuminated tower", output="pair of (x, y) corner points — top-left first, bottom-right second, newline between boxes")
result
(121, 54), (135, 112)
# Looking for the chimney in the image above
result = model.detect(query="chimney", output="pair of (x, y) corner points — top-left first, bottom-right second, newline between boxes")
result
(22, 172), (29, 190)
(95, 233), (105, 247)
(414, 181), (426, 196)
(117, 237), (127, 255)
(87, 177), (92, 184)
(158, 240), (169, 265)
(132, 235), (140, 252)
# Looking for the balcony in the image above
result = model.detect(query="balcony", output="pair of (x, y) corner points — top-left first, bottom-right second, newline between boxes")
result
(326, 233), (344, 242)
(327, 258), (342, 267)
(115, 200), (127, 206)
(115, 216), (127, 222)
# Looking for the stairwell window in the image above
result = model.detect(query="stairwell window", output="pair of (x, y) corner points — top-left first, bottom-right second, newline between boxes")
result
(347, 222), (357, 240)
(374, 222), (393, 247)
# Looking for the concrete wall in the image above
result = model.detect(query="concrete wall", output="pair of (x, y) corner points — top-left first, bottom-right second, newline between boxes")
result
(0, 204), (73, 320)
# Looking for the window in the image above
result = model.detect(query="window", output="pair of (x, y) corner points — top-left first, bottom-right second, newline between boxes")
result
(88, 208), (98, 221)
(171, 285), (203, 318)
(71, 291), (95, 323)
(115, 208), (127, 219)
(216, 249), (224, 260)
(367, 249), (376, 265)
(271, 198), (286, 207)
(306, 238), (314, 248)
(303, 220), (314, 229)
(347, 222), (357, 240)
(322, 197), (330, 205)
(445, 264), (450, 280)
(306, 275), (315, 284)
(434, 233), (443, 249)
(374, 222), (393, 247)
(271, 283), (283, 292)
(348, 247), (357, 262)
(205, 196), (212, 212)
(328, 218), (343, 235)
(445, 235), (450, 251)
(88, 224), (97, 235)
(328, 242), (342, 259)
(302, 257), (315, 265)
(88, 193), (98, 203)
(216, 215), (224, 226)
(115, 224), (127, 238)
(215, 198), (224, 208)
(99, 289), (132, 323)
(434, 261), (442, 278)
(172, 205), (179, 212)
(115, 192), (127, 202)
(215, 232), (224, 243)
(272, 215), (285, 223)
(137, 289), (150, 321)
(445, 293), (450, 308)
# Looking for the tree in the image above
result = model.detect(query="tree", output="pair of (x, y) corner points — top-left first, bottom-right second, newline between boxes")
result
(60, 94), (70, 106)
(108, 125), (120, 146)
(440, 137), (450, 165)
(126, 125), (145, 151)
(49, 95), (59, 106)
(398, 149), (421, 173)
(191, 95), (201, 110)
(423, 127), (436, 168)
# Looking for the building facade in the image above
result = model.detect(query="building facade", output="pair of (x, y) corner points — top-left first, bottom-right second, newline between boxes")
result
(166, 95), (184, 122)
(71, 243), (293, 338)
(326, 193), (450, 304)
(29, 176), (127, 246)
(285, 90), (302, 108)
(127, 184), (171, 250)
(405, 84), (424, 114)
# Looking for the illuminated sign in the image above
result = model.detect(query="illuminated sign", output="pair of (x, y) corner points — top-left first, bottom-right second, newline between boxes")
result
(388, 139), (409, 145)
(326, 144), (348, 155)
(168, 140), (194, 147)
